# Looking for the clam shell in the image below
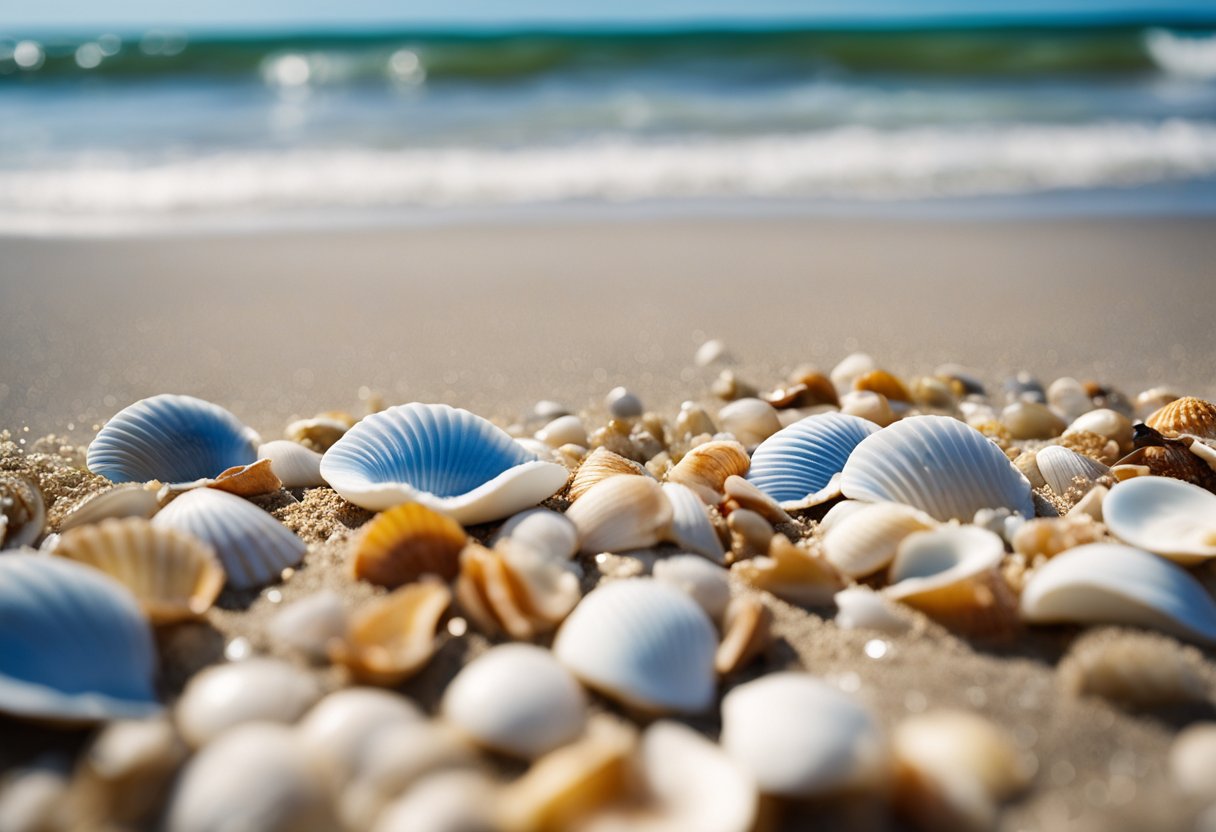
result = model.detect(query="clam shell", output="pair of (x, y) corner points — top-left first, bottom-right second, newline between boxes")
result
(54, 517), (225, 624)
(0, 554), (160, 721)
(442, 644), (588, 759)
(652, 554), (731, 622)
(1065, 408), (1133, 450)
(1034, 445), (1110, 496)
(720, 673), (887, 798)
(833, 586), (913, 634)
(59, 484), (159, 532)
(567, 475), (672, 555)
(840, 415), (1034, 521)
(331, 579), (451, 686)
(661, 483), (726, 563)
(1104, 476), (1216, 565)
(666, 440), (750, 504)
(320, 403), (569, 523)
(257, 440), (326, 488)
(0, 475), (45, 549)
(266, 590), (350, 662)
(493, 508), (579, 561)
(568, 447), (650, 503)
(175, 658), (322, 748)
(717, 398), (781, 447)
(297, 688), (423, 787)
(553, 579), (717, 713)
(152, 488), (306, 590)
(1146, 396), (1216, 439)
(822, 502), (938, 579)
(731, 535), (843, 606)
(87, 394), (260, 484)
(746, 412), (880, 510)
(887, 526), (1005, 595)
(350, 502), (468, 589)
(1019, 543), (1216, 644)
(372, 771), (498, 832)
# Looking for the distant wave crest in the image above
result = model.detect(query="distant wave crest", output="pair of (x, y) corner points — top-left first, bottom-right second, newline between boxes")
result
(1146, 28), (1216, 78)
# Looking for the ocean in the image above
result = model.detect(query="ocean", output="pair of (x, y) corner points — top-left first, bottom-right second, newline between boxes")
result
(3, 21), (1216, 233)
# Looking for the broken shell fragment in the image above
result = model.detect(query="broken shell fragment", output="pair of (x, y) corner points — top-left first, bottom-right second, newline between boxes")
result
(726, 508), (773, 561)
(1103, 476), (1216, 565)
(731, 535), (843, 606)
(174, 658), (322, 748)
(666, 440), (750, 504)
(455, 542), (581, 640)
(661, 482), (726, 563)
(568, 447), (651, 503)
(715, 595), (772, 675)
(568, 475), (672, 555)
(0, 475), (44, 550)
(59, 484), (159, 532)
(257, 440), (326, 488)
(331, 579), (452, 686)
(823, 502), (938, 579)
(722, 475), (792, 525)
(350, 502), (468, 589)
(746, 412), (879, 510)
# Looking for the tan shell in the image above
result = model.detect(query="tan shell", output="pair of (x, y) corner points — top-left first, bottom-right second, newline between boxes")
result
(675, 402), (717, 442)
(731, 535), (843, 606)
(727, 509), (774, 562)
(715, 595), (772, 675)
(350, 502), (467, 589)
(666, 440), (750, 504)
(787, 367), (840, 407)
(723, 475), (793, 525)
(822, 502), (938, 579)
(330, 579), (451, 686)
(717, 398), (781, 447)
(567, 475), (672, 555)
(455, 541), (581, 640)
(568, 447), (650, 502)
(286, 413), (354, 452)
(1114, 443), (1216, 493)
(854, 369), (911, 402)
(1001, 401), (1065, 440)
(1064, 408), (1133, 451)
(1011, 515), (1106, 560)
(1146, 396), (1216, 440)
(54, 517), (225, 624)
(0, 475), (45, 550)
(157, 459), (282, 502)
(1171, 724), (1216, 802)
(1059, 633), (1207, 709)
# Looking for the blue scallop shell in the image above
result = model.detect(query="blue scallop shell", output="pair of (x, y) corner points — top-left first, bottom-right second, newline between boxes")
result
(746, 412), (880, 509)
(0, 554), (160, 722)
(87, 394), (260, 484)
(320, 403), (570, 525)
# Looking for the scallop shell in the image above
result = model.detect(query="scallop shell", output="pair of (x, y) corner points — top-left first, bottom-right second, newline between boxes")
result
(493, 508), (579, 561)
(652, 554), (732, 622)
(87, 394), (260, 484)
(0, 475), (45, 549)
(567, 475), (672, 555)
(257, 440), (326, 488)
(1034, 445), (1110, 496)
(746, 412), (880, 510)
(296, 688), (423, 787)
(717, 398), (781, 447)
(666, 440), (750, 504)
(175, 658), (322, 748)
(320, 403), (570, 524)
(568, 447), (650, 502)
(350, 502), (467, 589)
(1103, 476), (1216, 565)
(1146, 396), (1216, 440)
(331, 579), (451, 686)
(152, 488), (306, 590)
(1019, 543), (1216, 644)
(720, 672), (887, 798)
(54, 517), (225, 623)
(822, 502), (938, 579)
(840, 415), (1034, 521)
(442, 644), (587, 759)
(455, 542), (581, 640)
(661, 483), (726, 563)
(59, 484), (159, 532)
(553, 579), (718, 713)
(731, 535), (844, 606)
(0, 554), (160, 721)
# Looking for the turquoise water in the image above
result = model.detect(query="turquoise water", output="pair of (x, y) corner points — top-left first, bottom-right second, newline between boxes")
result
(3, 22), (1216, 232)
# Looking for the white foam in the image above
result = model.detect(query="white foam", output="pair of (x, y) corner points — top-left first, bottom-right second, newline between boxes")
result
(1146, 29), (1216, 79)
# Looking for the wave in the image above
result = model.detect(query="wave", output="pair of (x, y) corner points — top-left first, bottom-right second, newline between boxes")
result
(1145, 28), (1216, 77)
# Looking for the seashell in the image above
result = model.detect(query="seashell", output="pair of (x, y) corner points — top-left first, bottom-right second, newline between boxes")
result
(840, 390), (894, 427)
(727, 509), (773, 561)
(0, 554), (160, 722)
(1146, 395), (1216, 440)
(606, 387), (644, 420)
(661, 483), (726, 563)
(536, 415), (588, 449)
(723, 474), (793, 525)
(152, 488), (305, 590)
(958, 400), (998, 428)
(589, 419), (647, 463)
(822, 502), (937, 579)
(455, 542), (581, 640)
(1053, 430), (1120, 466)
(297, 688), (423, 787)
(553, 579), (717, 713)
(350, 502), (467, 589)
(717, 398), (781, 447)
(712, 370), (759, 401)
(834, 586), (913, 634)
(1114, 434), (1216, 493)
(373, 771), (498, 832)
(59, 484), (159, 532)
(652, 555), (732, 622)
(534, 400), (571, 423)
(0, 476), (45, 549)
(830, 352), (877, 394)
(715, 595), (772, 675)
(675, 401), (717, 441)
(320, 403), (569, 524)
(732, 535), (843, 606)
(1000, 400), (1065, 440)
(1067, 483), (1108, 522)
(1170, 724), (1216, 802)
(0, 761), (69, 832)
(972, 507), (1026, 546)
(1003, 371), (1046, 404)
(442, 644), (587, 759)
(164, 723), (335, 832)
(747, 412), (879, 511)
(840, 415), (1035, 521)
(1135, 387), (1178, 421)
(54, 517), (225, 624)
(816, 498), (872, 534)
(1059, 632), (1206, 709)
(788, 366), (840, 406)
(331, 579), (451, 686)
(1047, 377), (1093, 422)
(516, 437), (557, 460)
(493, 508), (579, 561)
(205, 458), (282, 497)
(69, 716), (188, 829)
(1011, 515), (1105, 560)
(694, 338), (731, 367)
(1020, 543), (1216, 643)
(266, 590), (349, 662)
(1103, 476), (1216, 564)
(568, 475), (672, 555)
(720, 672), (887, 798)
(257, 440), (325, 488)
(87, 394), (260, 484)
(909, 376), (959, 411)
(568, 447), (650, 502)
(175, 658), (321, 748)
(1065, 408), (1133, 450)
(935, 363), (986, 396)
(666, 440), (750, 504)
(763, 382), (810, 409)
(854, 368), (911, 402)
(1187, 436), (1216, 473)
(286, 412), (355, 452)
(1034, 445), (1109, 496)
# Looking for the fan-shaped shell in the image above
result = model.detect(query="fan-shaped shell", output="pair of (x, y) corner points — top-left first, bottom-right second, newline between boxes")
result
(54, 517), (225, 623)
(1104, 477), (1216, 565)
(152, 488), (305, 590)
(746, 412), (880, 510)
(59, 484), (159, 532)
(350, 502), (467, 589)
(87, 394), (260, 484)
(320, 403), (569, 524)
(553, 579), (718, 714)
(666, 440), (750, 504)
(567, 475), (672, 555)
(840, 415), (1034, 521)
(257, 441), (326, 488)
(1146, 396), (1216, 440)
(822, 502), (937, 579)
(568, 447), (650, 502)
(661, 483), (726, 563)
(493, 508), (579, 561)
(1019, 543), (1216, 644)
(1034, 445), (1109, 496)
(0, 554), (160, 721)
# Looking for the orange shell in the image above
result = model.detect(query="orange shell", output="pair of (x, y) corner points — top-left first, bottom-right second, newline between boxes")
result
(854, 369), (912, 403)
(1146, 396), (1216, 440)
(350, 502), (467, 589)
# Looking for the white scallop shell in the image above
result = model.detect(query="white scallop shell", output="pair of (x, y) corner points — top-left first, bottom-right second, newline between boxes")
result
(1104, 477), (1216, 565)
(567, 475), (673, 555)
(886, 526), (1005, 599)
(661, 483), (726, 563)
(652, 554), (732, 622)
(59, 484), (159, 532)
(320, 403), (569, 524)
(746, 412), (880, 510)
(0, 554), (160, 721)
(553, 579), (718, 714)
(87, 394), (260, 484)
(822, 502), (938, 578)
(1034, 445), (1109, 496)
(175, 658), (322, 748)
(152, 488), (306, 589)
(492, 508), (579, 561)
(297, 688), (424, 787)
(441, 644), (588, 759)
(720, 673), (887, 797)
(840, 415), (1034, 521)
(1019, 543), (1216, 644)
(257, 440), (326, 488)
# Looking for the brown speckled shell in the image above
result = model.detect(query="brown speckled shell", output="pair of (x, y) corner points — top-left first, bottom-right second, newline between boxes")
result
(1146, 396), (1216, 440)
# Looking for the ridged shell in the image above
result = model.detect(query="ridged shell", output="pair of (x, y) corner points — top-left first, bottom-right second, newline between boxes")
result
(1146, 396), (1216, 440)
(320, 403), (569, 524)
(1019, 543), (1216, 644)
(0, 554), (160, 721)
(567, 475), (673, 555)
(568, 447), (650, 502)
(257, 441), (326, 488)
(553, 579), (717, 713)
(1104, 477), (1216, 565)
(746, 412), (880, 510)
(175, 658), (322, 748)
(442, 644), (587, 759)
(840, 415), (1034, 521)
(54, 517), (225, 623)
(822, 502), (938, 579)
(87, 394), (260, 484)
(493, 508), (579, 561)
(59, 484), (159, 532)
(152, 488), (305, 590)
(666, 440), (750, 504)
(1034, 445), (1110, 496)
(661, 483), (726, 563)
(0, 475), (45, 549)
(350, 502), (467, 589)
(331, 579), (451, 686)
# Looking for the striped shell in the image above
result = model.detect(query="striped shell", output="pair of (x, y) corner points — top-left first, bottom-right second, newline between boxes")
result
(59, 484), (159, 532)
(0, 554), (160, 721)
(746, 413), (880, 510)
(257, 441), (326, 488)
(567, 475), (672, 555)
(662, 483), (726, 563)
(1146, 396), (1216, 440)
(1034, 445), (1110, 496)
(320, 403), (569, 524)
(1104, 476), (1216, 565)
(152, 489), (306, 590)
(350, 502), (468, 589)
(840, 415), (1034, 521)
(87, 394), (260, 484)
(568, 447), (650, 503)
(667, 440), (751, 504)
(822, 502), (938, 579)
